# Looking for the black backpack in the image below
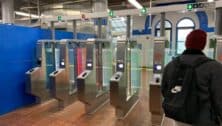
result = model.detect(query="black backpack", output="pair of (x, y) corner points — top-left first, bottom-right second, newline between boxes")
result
(162, 56), (212, 124)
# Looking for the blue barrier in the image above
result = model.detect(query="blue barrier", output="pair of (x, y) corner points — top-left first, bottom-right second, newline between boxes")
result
(0, 24), (95, 115)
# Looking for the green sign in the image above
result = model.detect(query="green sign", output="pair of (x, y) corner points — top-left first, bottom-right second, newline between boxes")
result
(187, 2), (212, 11)
(187, 4), (193, 11)
(58, 16), (62, 21)
(108, 10), (114, 17)
(140, 7), (148, 15)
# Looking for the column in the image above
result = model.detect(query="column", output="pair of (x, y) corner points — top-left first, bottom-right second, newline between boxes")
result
(92, 0), (107, 90)
(160, 12), (165, 37)
(51, 22), (55, 40)
(215, 8), (222, 35)
(1, 0), (14, 24)
(92, 0), (107, 13)
(126, 15), (131, 38)
(92, 0), (107, 38)
(73, 20), (77, 39)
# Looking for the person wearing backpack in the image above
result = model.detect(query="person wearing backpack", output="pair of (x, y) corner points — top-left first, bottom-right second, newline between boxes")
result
(161, 29), (222, 126)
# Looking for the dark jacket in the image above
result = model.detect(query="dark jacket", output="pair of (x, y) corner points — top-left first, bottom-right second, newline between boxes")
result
(161, 49), (222, 126)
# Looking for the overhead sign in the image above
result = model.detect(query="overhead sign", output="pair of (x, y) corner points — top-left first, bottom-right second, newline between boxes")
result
(140, 7), (148, 15)
(108, 10), (114, 17)
(58, 16), (62, 21)
(187, 4), (193, 11)
(187, 2), (215, 11)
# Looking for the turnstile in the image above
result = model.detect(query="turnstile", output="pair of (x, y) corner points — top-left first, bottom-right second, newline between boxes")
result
(215, 36), (222, 63)
(110, 39), (141, 119)
(26, 40), (59, 103)
(149, 37), (168, 125)
(77, 39), (112, 114)
(207, 37), (216, 59)
(205, 36), (222, 60)
(50, 39), (86, 108)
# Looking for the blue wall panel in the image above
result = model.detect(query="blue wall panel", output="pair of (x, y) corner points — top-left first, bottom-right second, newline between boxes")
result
(39, 29), (51, 39)
(0, 24), (38, 115)
(0, 24), (94, 115)
(55, 30), (73, 40)
(39, 29), (74, 40)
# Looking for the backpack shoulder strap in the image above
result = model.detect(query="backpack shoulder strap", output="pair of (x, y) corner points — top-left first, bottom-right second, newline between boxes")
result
(171, 56), (186, 81)
(173, 56), (213, 69)
(192, 57), (214, 68)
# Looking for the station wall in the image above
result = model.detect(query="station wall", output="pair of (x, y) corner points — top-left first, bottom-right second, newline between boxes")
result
(0, 24), (95, 115)
(133, 10), (215, 68)
(151, 12), (200, 51)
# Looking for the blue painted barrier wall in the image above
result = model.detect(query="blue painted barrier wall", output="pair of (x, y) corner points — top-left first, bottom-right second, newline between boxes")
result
(0, 24), (95, 115)
(39, 29), (96, 40)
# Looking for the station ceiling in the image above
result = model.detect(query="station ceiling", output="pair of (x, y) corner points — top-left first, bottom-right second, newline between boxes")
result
(0, 0), (214, 21)
(14, 0), (211, 11)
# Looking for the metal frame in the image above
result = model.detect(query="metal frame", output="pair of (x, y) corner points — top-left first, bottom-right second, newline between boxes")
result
(110, 39), (140, 119)
(77, 39), (112, 114)
(149, 37), (167, 125)
(215, 36), (222, 63)
(26, 40), (58, 103)
(155, 20), (173, 48)
(50, 39), (85, 108)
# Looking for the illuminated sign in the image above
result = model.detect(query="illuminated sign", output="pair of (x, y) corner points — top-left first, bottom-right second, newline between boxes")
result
(140, 7), (148, 15)
(108, 10), (114, 17)
(58, 16), (62, 21)
(187, 2), (215, 11)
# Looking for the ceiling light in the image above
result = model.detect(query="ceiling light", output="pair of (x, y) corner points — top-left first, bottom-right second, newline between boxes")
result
(15, 11), (39, 19)
(208, 0), (214, 2)
(128, 0), (143, 9)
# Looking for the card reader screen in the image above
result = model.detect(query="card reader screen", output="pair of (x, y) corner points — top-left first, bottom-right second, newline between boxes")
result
(117, 63), (124, 72)
(60, 58), (65, 68)
(61, 61), (65, 66)
(87, 63), (92, 67)
(154, 64), (162, 71)
(118, 64), (124, 69)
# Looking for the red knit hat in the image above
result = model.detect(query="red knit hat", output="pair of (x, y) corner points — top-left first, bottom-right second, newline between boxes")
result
(185, 29), (207, 50)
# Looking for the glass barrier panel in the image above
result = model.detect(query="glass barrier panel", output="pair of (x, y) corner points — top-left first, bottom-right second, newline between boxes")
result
(164, 48), (172, 66)
(102, 48), (112, 91)
(85, 44), (96, 89)
(204, 48), (215, 59)
(126, 45), (131, 100)
(45, 43), (56, 89)
(69, 47), (76, 94)
(55, 47), (60, 70)
(147, 47), (154, 68)
(131, 48), (141, 95)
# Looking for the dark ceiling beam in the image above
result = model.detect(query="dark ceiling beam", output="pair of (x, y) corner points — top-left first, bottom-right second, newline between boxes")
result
(108, 0), (151, 10)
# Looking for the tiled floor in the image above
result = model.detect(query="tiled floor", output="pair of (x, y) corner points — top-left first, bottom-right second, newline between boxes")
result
(0, 70), (160, 126)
